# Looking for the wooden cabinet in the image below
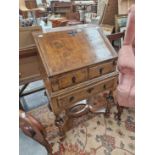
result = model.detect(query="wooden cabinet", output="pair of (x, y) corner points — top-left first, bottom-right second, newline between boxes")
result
(19, 26), (42, 85)
(51, 1), (73, 15)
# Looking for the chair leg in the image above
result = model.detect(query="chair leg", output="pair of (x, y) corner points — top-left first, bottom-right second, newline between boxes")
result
(114, 104), (123, 121)
(104, 91), (115, 118)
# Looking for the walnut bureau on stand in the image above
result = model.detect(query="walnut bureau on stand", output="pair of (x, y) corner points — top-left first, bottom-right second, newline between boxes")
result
(33, 25), (118, 138)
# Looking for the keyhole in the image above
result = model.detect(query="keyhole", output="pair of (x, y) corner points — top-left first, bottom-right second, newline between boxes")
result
(99, 68), (103, 75)
(72, 76), (76, 83)
(87, 88), (94, 93)
(103, 85), (106, 90)
(69, 96), (74, 102)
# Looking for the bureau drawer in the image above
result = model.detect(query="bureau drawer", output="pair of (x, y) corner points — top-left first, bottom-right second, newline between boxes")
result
(52, 68), (88, 91)
(57, 77), (117, 109)
(89, 61), (116, 79)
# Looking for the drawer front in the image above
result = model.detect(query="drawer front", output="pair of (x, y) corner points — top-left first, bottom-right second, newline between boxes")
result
(58, 68), (88, 90)
(89, 61), (116, 79)
(57, 77), (117, 109)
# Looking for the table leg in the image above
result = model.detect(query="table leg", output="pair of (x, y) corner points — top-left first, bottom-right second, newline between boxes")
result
(55, 112), (68, 140)
(104, 91), (115, 117)
(114, 104), (123, 121)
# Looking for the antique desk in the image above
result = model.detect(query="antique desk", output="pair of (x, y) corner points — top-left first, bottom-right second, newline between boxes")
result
(33, 25), (118, 137)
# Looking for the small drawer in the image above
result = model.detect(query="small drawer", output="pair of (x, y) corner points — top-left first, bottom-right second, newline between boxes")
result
(89, 61), (116, 79)
(57, 77), (117, 109)
(58, 68), (88, 90)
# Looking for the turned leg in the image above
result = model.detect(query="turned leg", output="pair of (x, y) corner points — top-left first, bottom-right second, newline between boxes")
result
(105, 99), (111, 117)
(114, 104), (123, 121)
(55, 117), (65, 140)
(104, 91), (114, 117)
(105, 108), (111, 117)
(55, 112), (68, 140)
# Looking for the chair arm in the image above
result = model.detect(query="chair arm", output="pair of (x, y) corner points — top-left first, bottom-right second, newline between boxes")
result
(117, 45), (135, 72)
(19, 109), (45, 137)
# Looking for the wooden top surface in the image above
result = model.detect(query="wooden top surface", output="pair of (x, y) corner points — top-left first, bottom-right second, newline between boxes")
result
(33, 25), (117, 77)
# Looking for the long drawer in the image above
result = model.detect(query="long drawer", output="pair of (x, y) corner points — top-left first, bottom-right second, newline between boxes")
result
(56, 76), (117, 110)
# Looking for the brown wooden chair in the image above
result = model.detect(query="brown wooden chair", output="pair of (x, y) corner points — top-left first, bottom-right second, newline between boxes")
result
(19, 104), (59, 155)
(107, 31), (125, 52)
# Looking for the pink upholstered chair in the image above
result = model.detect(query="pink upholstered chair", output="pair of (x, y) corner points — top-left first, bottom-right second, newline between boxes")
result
(116, 5), (135, 108)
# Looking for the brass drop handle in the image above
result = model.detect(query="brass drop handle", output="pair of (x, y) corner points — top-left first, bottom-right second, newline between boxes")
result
(72, 76), (76, 83)
(113, 60), (117, 66)
(87, 88), (94, 93)
(103, 84), (106, 90)
(99, 68), (104, 75)
(69, 96), (75, 102)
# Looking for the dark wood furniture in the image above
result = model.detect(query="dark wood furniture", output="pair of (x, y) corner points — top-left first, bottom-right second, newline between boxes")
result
(33, 25), (118, 138)
(19, 26), (42, 85)
(107, 31), (125, 52)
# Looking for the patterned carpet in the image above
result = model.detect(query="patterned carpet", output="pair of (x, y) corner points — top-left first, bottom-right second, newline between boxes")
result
(51, 105), (135, 155)
(27, 92), (135, 155)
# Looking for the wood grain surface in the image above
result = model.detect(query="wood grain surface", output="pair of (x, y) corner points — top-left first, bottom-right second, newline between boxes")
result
(33, 25), (117, 77)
